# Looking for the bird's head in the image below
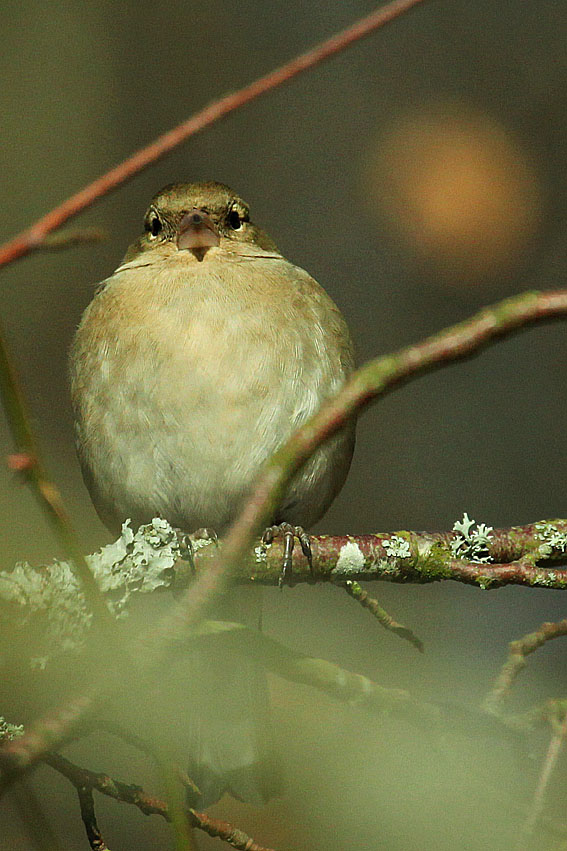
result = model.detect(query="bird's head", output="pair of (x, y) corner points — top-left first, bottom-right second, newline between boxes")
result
(122, 181), (280, 265)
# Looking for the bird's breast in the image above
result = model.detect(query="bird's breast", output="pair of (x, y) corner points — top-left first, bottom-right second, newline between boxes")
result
(70, 255), (351, 531)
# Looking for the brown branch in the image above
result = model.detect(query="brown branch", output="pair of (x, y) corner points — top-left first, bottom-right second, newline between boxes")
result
(0, 0), (427, 270)
(45, 752), (276, 851)
(484, 620), (567, 714)
(77, 785), (108, 851)
(178, 290), (567, 638)
(183, 521), (567, 590)
(189, 811), (276, 851)
(341, 580), (424, 651)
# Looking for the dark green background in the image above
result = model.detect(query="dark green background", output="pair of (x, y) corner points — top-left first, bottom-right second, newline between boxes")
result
(1, 2), (566, 849)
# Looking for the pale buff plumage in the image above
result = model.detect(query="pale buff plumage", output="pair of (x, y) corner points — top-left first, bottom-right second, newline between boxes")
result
(70, 181), (355, 537)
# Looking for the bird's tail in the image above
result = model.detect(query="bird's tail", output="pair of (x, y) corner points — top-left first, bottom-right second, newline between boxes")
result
(183, 587), (282, 809)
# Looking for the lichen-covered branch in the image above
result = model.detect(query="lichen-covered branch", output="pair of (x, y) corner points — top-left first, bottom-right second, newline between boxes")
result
(1, 518), (566, 665)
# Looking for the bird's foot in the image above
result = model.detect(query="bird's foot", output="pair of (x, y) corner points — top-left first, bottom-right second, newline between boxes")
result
(192, 527), (219, 547)
(175, 527), (219, 580)
(262, 523), (313, 588)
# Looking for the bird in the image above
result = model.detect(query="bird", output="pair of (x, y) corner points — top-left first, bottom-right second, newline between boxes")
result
(69, 180), (356, 806)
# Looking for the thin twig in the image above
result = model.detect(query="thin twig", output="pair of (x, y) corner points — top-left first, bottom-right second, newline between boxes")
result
(342, 580), (424, 652)
(0, 323), (113, 627)
(484, 620), (567, 714)
(45, 752), (276, 851)
(0, 0), (428, 269)
(515, 707), (567, 851)
(77, 785), (109, 851)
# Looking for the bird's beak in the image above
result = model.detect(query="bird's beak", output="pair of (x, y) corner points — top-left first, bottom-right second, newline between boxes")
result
(177, 209), (220, 261)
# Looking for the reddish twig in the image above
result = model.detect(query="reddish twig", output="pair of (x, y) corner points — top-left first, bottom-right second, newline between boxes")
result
(515, 705), (567, 851)
(0, 0), (427, 270)
(484, 620), (567, 714)
(45, 752), (276, 851)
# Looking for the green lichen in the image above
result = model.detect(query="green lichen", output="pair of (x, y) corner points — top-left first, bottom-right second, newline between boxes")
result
(376, 557), (402, 578)
(413, 542), (455, 583)
(529, 569), (567, 589)
(450, 513), (493, 563)
(534, 522), (567, 557)
(0, 717), (24, 742)
(383, 534), (411, 559)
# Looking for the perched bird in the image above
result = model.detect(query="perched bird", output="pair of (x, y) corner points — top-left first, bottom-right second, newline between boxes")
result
(69, 181), (356, 805)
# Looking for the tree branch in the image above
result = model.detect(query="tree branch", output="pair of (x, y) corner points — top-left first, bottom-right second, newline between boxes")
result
(45, 752), (277, 851)
(76, 785), (109, 851)
(484, 619), (567, 714)
(516, 705), (567, 851)
(177, 290), (567, 643)
(1, 518), (566, 666)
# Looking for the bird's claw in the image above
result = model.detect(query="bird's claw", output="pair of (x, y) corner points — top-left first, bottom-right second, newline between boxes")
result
(175, 527), (219, 581)
(262, 523), (313, 588)
(192, 527), (219, 547)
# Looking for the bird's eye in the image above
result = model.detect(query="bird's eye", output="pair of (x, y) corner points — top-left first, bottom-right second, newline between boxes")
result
(228, 209), (242, 230)
(146, 214), (162, 238)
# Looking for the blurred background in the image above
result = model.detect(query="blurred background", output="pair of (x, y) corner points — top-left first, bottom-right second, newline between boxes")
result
(1, 0), (566, 848)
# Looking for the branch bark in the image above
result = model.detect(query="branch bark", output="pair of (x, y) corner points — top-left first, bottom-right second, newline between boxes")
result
(45, 751), (277, 851)
(1, 517), (566, 667)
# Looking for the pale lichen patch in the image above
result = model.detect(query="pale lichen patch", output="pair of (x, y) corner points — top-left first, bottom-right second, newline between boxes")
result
(383, 535), (411, 559)
(332, 540), (365, 576)
(254, 545), (267, 565)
